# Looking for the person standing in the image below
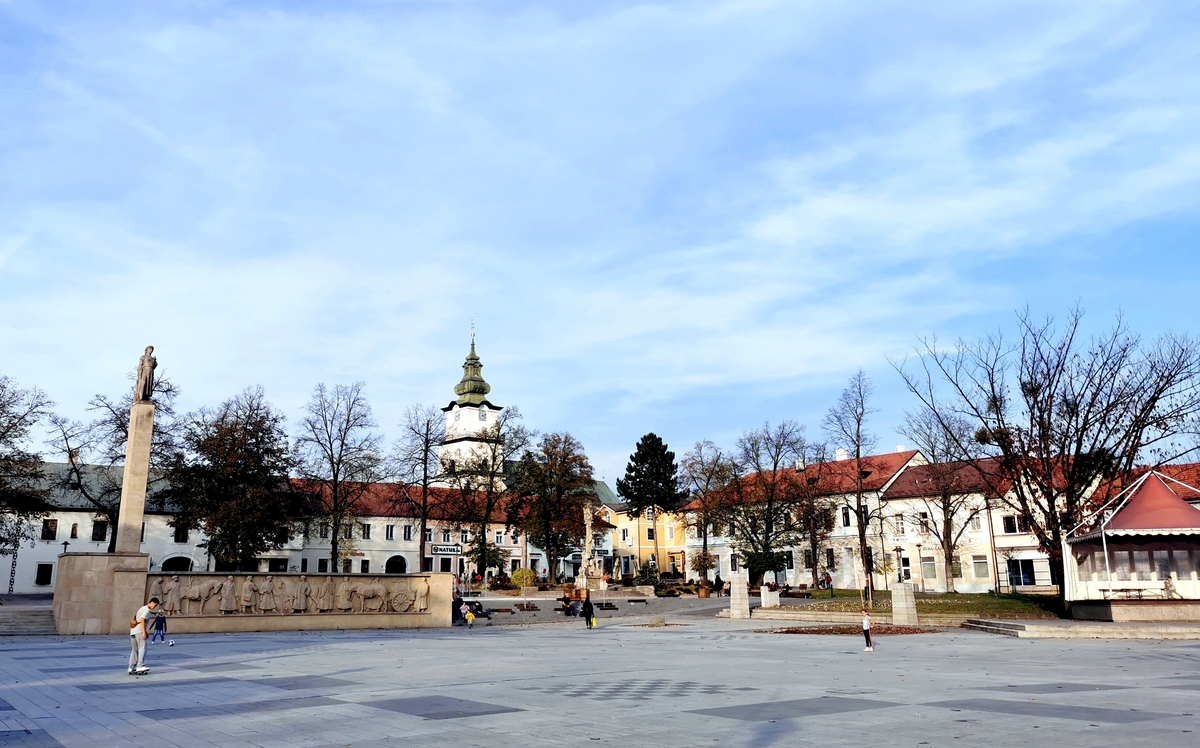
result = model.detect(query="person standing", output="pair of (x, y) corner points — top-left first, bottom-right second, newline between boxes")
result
(150, 609), (167, 644)
(861, 608), (873, 652)
(580, 595), (595, 630)
(129, 597), (159, 674)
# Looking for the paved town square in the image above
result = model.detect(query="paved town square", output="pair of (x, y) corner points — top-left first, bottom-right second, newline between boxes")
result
(2, 611), (1197, 748)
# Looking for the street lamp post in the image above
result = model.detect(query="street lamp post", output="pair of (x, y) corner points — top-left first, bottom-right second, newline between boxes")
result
(916, 542), (924, 594)
(893, 546), (903, 584)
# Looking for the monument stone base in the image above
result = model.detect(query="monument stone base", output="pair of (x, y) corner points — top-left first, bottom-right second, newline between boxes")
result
(730, 568), (750, 619)
(52, 552), (150, 635)
(891, 582), (918, 625)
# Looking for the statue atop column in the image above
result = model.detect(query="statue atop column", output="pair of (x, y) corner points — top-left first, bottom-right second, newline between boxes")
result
(134, 346), (157, 402)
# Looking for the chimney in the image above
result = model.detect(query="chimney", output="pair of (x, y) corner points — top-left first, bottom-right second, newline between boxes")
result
(835, 448), (849, 462)
(68, 448), (81, 466)
(896, 445), (906, 453)
(794, 456), (806, 471)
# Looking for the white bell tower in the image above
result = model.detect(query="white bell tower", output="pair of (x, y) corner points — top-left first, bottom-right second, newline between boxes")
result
(439, 336), (502, 469)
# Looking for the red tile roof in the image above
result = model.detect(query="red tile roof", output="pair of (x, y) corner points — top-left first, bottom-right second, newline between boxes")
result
(881, 458), (1005, 501)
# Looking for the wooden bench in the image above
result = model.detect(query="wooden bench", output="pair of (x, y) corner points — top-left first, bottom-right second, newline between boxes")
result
(491, 608), (516, 614)
(597, 602), (618, 611)
(628, 599), (648, 604)
(516, 603), (541, 612)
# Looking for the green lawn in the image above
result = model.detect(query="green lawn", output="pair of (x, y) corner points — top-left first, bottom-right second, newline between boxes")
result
(801, 592), (1058, 619)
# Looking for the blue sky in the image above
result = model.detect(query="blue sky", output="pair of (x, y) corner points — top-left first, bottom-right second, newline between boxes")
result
(2, 1), (1199, 482)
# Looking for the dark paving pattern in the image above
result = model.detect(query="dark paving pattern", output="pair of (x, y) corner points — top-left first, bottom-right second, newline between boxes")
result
(984, 683), (1127, 694)
(246, 675), (356, 690)
(926, 699), (1172, 724)
(364, 696), (524, 720)
(136, 695), (343, 721)
(526, 679), (758, 700)
(688, 696), (898, 722)
(0, 729), (64, 747)
(77, 677), (235, 692)
(0, 698), (13, 711)
(36, 665), (182, 674)
(186, 662), (260, 672)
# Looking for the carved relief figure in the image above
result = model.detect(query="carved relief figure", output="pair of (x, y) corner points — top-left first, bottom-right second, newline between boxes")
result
(148, 576), (164, 603)
(134, 346), (157, 402)
(219, 576), (238, 614)
(240, 576), (258, 613)
(163, 575), (181, 614)
(258, 575), (277, 613)
(180, 578), (220, 616)
(274, 577), (292, 615)
(416, 577), (430, 612)
(316, 577), (334, 612)
(350, 578), (388, 613)
(292, 576), (311, 613)
(335, 577), (353, 612)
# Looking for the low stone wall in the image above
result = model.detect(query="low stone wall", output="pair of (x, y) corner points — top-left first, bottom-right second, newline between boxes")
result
(1072, 599), (1200, 622)
(144, 572), (452, 632)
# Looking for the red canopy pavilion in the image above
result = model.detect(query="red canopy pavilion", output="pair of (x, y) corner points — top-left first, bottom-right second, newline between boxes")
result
(1065, 473), (1200, 621)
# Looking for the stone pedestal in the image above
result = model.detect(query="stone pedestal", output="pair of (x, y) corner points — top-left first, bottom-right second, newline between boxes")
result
(730, 568), (750, 619)
(760, 586), (781, 608)
(116, 401), (155, 553)
(891, 582), (918, 626)
(52, 552), (150, 634)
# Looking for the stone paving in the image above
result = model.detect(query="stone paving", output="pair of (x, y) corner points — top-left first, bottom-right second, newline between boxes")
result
(1, 608), (1198, 747)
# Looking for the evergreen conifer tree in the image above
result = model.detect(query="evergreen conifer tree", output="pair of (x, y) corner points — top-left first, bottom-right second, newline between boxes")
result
(616, 433), (686, 581)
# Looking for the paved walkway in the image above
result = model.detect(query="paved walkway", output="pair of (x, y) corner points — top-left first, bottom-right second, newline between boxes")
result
(1, 609), (1197, 747)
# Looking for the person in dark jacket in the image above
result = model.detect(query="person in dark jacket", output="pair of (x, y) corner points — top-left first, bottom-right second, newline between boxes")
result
(580, 595), (595, 630)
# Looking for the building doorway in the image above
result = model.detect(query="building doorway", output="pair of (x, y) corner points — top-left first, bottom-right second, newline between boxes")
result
(161, 556), (193, 572)
(1007, 559), (1036, 586)
(385, 555), (407, 574)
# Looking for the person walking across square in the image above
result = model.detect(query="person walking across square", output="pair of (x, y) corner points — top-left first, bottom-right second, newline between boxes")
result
(150, 609), (167, 644)
(861, 608), (873, 652)
(580, 595), (595, 630)
(129, 597), (159, 674)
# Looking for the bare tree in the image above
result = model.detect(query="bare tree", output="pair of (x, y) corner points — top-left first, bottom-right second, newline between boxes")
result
(295, 382), (385, 569)
(724, 421), (806, 585)
(46, 374), (182, 553)
(894, 307), (1200, 596)
(1, 376), (53, 591)
(679, 441), (736, 590)
(896, 409), (988, 593)
(392, 404), (447, 570)
(792, 441), (837, 593)
(823, 370), (880, 605)
(439, 407), (532, 579)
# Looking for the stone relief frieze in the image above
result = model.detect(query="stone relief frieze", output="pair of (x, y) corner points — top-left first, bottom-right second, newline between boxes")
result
(145, 573), (433, 616)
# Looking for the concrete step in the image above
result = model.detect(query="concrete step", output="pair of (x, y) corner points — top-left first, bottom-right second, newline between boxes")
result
(962, 620), (1024, 637)
(0, 609), (57, 636)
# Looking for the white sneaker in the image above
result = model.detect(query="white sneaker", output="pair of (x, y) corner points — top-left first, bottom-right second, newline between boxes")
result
(863, 647), (870, 652)
(127, 669), (134, 675)
(134, 667), (149, 674)
(868, 647), (874, 652)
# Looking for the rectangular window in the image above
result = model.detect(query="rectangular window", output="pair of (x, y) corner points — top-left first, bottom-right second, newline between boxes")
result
(41, 519), (58, 541)
(784, 551), (794, 570)
(70, 523), (78, 539)
(921, 556), (937, 579)
(361, 559), (370, 574)
(342, 525), (352, 540)
(1002, 515), (1018, 534)
(511, 559), (520, 572)
(173, 525), (188, 543)
(666, 526), (675, 541)
(969, 515), (982, 532)
(441, 530), (451, 543)
(951, 558), (963, 578)
(360, 524), (371, 540)
(894, 514), (905, 535)
(424, 528), (432, 542)
(342, 559), (352, 573)
(319, 523), (329, 539)
(825, 548), (836, 570)
(439, 557), (452, 573)
(318, 558), (329, 573)
(1007, 558), (1036, 586)
(91, 521), (108, 542)
(461, 530), (469, 544)
(731, 554), (739, 572)
(973, 555), (989, 579)
(804, 549), (814, 569)
(842, 507), (851, 527)
(34, 563), (53, 586)
(403, 525), (413, 541)
(496, 531), (504, 545)
(423, 557), (433, 572)
(385, 525), (395, 541)
(918, 513), (930, 533)
(865, 548), (874, 573)
(621, 528), (629, 543)
(646, 528), (655, 541)
(301, 558), (308, 573)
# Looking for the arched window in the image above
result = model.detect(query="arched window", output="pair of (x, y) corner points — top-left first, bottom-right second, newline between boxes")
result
(161, 556), (193, 572)
(385, 555), (407, 574)
(70, 524), (79, 539)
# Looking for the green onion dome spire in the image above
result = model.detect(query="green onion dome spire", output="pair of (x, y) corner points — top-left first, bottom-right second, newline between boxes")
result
(453, 335), (491, 405)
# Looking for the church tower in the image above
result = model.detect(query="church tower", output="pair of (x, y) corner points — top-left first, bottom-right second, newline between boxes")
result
(439, 337), (503, 468)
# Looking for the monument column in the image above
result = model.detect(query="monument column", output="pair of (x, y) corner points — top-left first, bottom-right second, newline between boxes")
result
(116, 400), (155, 553)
